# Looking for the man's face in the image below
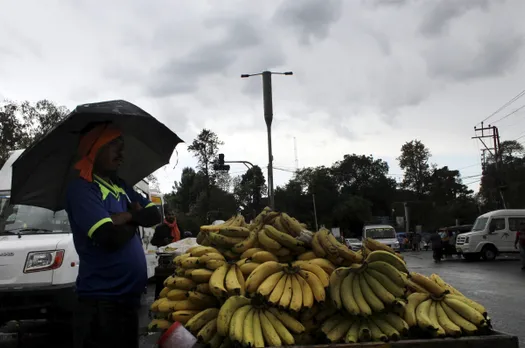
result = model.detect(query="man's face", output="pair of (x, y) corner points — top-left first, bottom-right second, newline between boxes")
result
(166, 212), (175, 223)
(95, 137), (124, 174)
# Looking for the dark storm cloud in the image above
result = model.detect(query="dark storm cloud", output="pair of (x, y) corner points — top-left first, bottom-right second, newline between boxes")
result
(146, 18), (264, 98)
(419, 0), (490, 37)
(426, 31), (524, 81)
(273, 0), (343, 45)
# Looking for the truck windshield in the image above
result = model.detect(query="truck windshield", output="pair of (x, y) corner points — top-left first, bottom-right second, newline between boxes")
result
(472, 217), (488, 231)
(365, 227), (396, 239)
(0, 198), (70, 235)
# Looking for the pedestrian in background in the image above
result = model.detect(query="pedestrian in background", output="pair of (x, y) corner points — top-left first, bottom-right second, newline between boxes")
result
(430, 231), (443, 263)
(514, 222), (525, 270)
(151, 210), (181, 247)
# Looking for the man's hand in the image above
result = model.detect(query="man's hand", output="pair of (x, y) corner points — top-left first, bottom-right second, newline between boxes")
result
(129, 202), (142, 212)
(111, 212), (133, 226)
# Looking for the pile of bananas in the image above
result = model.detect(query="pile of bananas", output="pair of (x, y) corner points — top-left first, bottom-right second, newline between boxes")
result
(147, 207), (493, 346)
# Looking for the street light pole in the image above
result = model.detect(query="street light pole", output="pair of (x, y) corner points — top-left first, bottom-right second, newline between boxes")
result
(241, 70), (293, 210)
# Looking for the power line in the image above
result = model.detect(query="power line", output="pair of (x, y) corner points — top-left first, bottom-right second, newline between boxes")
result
(464, 179), (481, 186)
(490, 103), (525, 125)
(480, 88), (525, 124)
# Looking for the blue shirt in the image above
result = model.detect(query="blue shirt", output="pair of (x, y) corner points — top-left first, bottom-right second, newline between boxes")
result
(65, 175), (152, 301)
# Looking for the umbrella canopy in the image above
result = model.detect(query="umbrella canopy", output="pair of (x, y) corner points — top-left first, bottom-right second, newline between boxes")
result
(10, 100), (183, 211)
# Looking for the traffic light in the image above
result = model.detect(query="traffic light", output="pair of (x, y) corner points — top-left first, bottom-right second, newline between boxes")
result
(213, 153), (230, 171)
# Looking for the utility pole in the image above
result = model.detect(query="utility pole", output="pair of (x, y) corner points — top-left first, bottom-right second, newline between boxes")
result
(472, 123), (506, 208)
(241, 70), (293, 209)
(312, 194), (319, 231)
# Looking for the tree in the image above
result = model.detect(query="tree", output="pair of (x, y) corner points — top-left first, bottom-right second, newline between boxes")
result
(0, 99), (69, 167)
(427, 166), (472, 205)
(397, 140), (432, 197)
(233, 165), (267, 216)
(187, 129), (224, 206)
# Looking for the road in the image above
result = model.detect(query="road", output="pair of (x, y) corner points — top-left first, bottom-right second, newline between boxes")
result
(1, 251), (523, 347)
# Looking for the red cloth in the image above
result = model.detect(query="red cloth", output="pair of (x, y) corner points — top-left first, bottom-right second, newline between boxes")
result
(516, 231), (525, 247)
(74, 124), (122, 182)
(165, 219), (181, 242)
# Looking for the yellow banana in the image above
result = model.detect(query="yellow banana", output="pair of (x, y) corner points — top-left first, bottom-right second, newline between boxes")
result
(173, 300), (209, 311)
(170, 310), (199, 324)
(257, 270), (284, 297)
(206, 259), (227, 270)
(366, 250), (408, 273)
(186, 291), (218, 307)
(446, 294), (487, 317)
(363, 270), (395, 305)
(242, 308), (255, 348)
(358, 319), (372, 342)
(321, 314), (344, 334)
(431, 273), (465, 297)
(289, 274), (303, 312)
(272, 214), (289, 234)
(186, 308), (220, 334)
(410, 272), (447, 297)
(372, 316), (400, 341)
(293, 261), (329, 287)
(148, 319), (172, 331)
(308, 258), (336, 275)
(190, 246), (220, 257)
(199, 252), (226, 264)
(280, 212), (304, 236)
(268, 273), (288, 305)
(275, 248), (291, 256)
(345, 320), (360, 343)
(232, 229), (258, 254)
(365, 269), (404, 297)
(429, 301), (446, 337)
(259, 310), (282, 347)
(190, 268), (214, 283)
(264, 225), (306, 251)
(258, 229), (282, 250)
(229, 305), (252, 342)
(342, 273), (361, 315)
(209, 263), (229, 298)
(251, 250), (278, 263)
(225, 264), (243, 296)
(196, 283), (211, 295)
(404, 292), (429, 327)
(159, 287), (170, 298)
(297, 273), (314, 309)
(208, 232), (245, 247)
(359, 272), (385, 312)
(416, 298), (438, 331)
(382, 312), (409, 336)
(352, 272), (372, 316)
(406, 278), (430, 294)
(234, 264), (246, 296)
(298, 270), (326, 303)
(150, 297), (167, 312)
(297, 251), (317, 260)
(252, 310), (265, 348)
(197, 318), (218, 343)
(364, 237), (396, 254)
(240, 261), (260, 277)
(180, 256), (201, 269)
(367, 261), (406, 288)
(268, 307), (305, 334)
(240, 248), (264, 259)
(330, 267), (350, 309)
(184, 269), (194, 278)
(166, 288), (186, 301)
(263, 310), (295, 345)
(166, 276), (196, 291)
(218, 226), (250, 238)
(436, 301), (462, 337)
(443, 297), (485, 326)
(278, 275), (293, 309)
(317, 228), (339, 258)
(326, 318), (354, 343)
(367, 318), (388, 342)
(311, 232), (327, 257)
(208, 332), (223, 348)
(440, 301), (478, 335)
(217, 296), (251, 336)
(245, 261), (283, 293)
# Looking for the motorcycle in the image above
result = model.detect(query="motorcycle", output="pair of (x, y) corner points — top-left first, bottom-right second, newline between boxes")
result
(423, 241), (430, 251)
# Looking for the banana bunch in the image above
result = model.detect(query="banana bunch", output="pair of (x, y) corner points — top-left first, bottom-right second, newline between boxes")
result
(217, 296), (305, 347)
(197, 214), (250, 248)
(312, 228), (362, 266)
(209, 262), (246, 298)
(404, 292), (489, 337)
(257, 225), (307, 258)
(245, 261), (329, 311)
(363, 237), (404, 260)
(250, 207), (309, 237)
(147, 318), (173, 332)
(183, 308), (228, 347)
(321, 312), (409, 343)
(330, 251), (408, 316)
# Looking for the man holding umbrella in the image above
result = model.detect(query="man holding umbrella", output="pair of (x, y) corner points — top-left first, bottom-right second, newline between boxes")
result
(10, 100), (183, 348)
(66, 123), (162, 347)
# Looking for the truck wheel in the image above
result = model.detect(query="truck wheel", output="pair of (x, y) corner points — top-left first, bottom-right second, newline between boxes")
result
(481, 245), (497, 261)
(463, 253), (480, 261)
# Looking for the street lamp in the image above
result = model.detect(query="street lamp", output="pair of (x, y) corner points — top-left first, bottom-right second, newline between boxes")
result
(241, 70), (293, 209)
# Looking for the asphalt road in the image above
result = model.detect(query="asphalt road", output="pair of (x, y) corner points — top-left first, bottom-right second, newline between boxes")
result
(1, 251), (523, 347)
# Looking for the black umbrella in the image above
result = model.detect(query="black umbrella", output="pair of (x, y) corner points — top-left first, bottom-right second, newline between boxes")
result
(10, 100), (183, 211)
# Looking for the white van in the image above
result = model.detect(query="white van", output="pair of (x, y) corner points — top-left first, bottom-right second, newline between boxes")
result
(0, 150), (161, 324)
(455, 209), (523, 261)
(362, 224), (401, 252)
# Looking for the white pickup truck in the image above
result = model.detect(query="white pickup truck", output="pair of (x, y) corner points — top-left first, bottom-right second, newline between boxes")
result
(0, 150), (163, 325)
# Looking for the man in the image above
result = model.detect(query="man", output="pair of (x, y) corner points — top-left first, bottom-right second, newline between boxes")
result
(151, 210), (181, 247)
(514, 223), (525, 270)
(65, 123), (161, 348)
(430, 230), (443, 263)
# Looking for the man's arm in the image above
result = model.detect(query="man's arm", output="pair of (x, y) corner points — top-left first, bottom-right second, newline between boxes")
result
(122, 182), (161, 227)
(151, 225), (171, 247)
(67, 182), (138, 252)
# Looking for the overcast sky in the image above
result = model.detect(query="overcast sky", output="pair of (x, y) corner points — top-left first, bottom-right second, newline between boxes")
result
(1, 0), (525, 194)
